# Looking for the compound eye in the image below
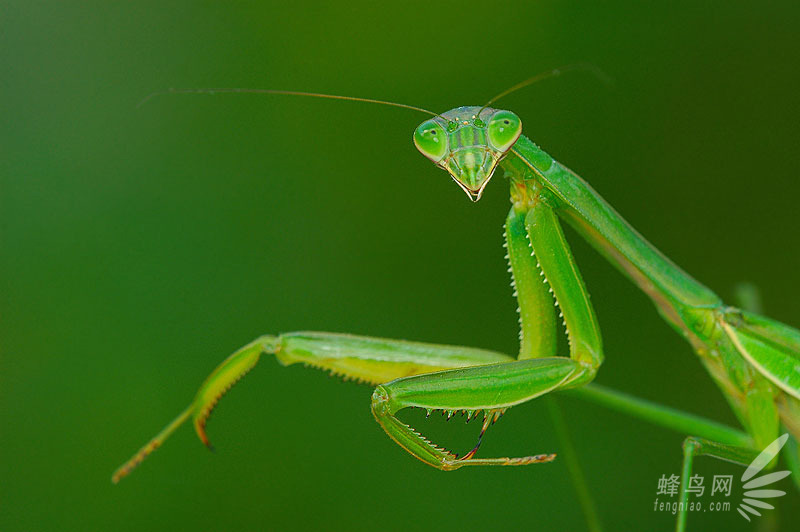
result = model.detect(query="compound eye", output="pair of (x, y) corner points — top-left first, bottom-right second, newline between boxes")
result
(487, 111), (522, 152)
(413, 120), (447, 162)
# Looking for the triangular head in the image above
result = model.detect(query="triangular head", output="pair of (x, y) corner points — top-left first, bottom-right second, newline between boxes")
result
(413, 106), (522, 201)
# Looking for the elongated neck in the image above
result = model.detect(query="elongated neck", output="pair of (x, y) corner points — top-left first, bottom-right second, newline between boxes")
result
(500, 135), (721, 327)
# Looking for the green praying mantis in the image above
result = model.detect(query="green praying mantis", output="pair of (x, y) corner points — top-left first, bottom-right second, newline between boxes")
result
(114, 70), (800, 531)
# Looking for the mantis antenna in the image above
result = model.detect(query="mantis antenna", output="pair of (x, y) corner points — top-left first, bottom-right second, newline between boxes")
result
(478, 63), (614, 117)
(138, 65), (611, 122)
(137, 87), (443, 118)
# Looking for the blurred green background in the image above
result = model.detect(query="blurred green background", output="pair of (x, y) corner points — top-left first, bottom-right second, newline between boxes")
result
(3, 1), (799, 530)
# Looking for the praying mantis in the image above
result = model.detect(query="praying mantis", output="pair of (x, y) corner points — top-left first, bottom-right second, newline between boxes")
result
(114, 71), (800, 531)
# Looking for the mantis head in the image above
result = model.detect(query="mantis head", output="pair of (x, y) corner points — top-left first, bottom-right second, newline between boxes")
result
(414, 106), (522, 201)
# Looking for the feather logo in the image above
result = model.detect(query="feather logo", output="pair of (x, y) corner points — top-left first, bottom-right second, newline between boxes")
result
(737, 433), (791, 521)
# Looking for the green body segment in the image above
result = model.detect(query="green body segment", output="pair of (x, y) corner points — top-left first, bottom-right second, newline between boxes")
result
(524, 194), (602, 367)
(508, 136), (721, 322)
(376, 358), (579, 413)
(273, 331), (512, 381)
(505, 206), (557, 359)
(723, 311), (800, 401)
